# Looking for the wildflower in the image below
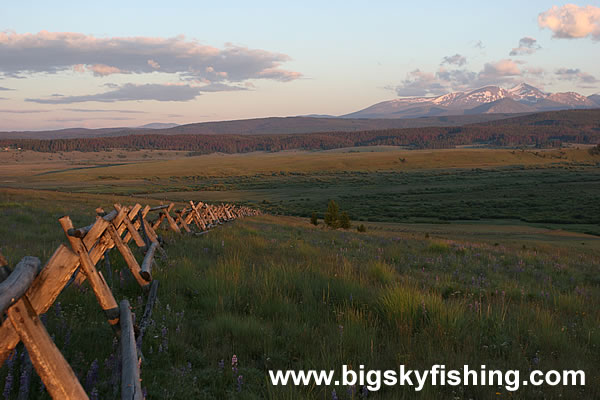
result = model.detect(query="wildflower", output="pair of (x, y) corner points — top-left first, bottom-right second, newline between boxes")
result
(85, 359), (99, 393)
(360, 385), (369, 398)
(347, 385), (356, 396)
(332, 389), (338, 400)
(232, 355), (239, 375)
(18, 365), (31, 399)
(161, 326), (168, 351)
(218, 359), (225, 371)
(237, 375), (243, 392)
(3, 371), (14, 399)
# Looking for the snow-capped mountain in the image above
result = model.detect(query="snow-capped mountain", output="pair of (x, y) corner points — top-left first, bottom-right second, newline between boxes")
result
(547, 92), (597, 108)
(343, 83), (599, 119)
(507, 83), (547, 104)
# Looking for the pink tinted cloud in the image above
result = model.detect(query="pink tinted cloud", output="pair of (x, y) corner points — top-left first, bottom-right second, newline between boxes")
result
(538, 4), (600, 40)
(0, 31), (301, 83)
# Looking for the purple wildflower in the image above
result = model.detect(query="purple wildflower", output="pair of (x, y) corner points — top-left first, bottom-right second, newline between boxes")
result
(332, 389), (338, 400)
(18, 356), (32, 399)
(347, 385), (356, 397)
(237, 375), (243, 392)
(3, 371), (13, 400)
(360, 385), (369, 398)
(3, 350), (16, 399)
(85, 359), (99, 393)
(161, 326), (168, 351)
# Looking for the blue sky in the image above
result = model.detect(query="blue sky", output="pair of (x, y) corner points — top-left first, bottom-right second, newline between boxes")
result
(0, 1), (599, 130)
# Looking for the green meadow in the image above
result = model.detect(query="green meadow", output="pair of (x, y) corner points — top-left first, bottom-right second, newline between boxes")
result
(1, 146), (599, 399)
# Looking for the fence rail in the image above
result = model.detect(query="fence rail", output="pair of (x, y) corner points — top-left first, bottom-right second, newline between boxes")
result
(0, 201), (260, 399)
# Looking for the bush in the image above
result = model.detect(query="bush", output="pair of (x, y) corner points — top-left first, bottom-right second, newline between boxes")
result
(356, 224), (367, 232)
(310, 212), (318, 226)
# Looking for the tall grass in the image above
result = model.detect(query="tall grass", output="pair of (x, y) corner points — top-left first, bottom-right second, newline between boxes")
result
(1, 200), (599, 398)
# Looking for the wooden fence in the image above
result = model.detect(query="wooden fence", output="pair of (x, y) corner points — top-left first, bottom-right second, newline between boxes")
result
(0, 201), (260, 399)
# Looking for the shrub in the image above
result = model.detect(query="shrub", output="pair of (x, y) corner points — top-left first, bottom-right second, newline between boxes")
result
(310, 212), (318, 226)
(356, 224), (367, 232)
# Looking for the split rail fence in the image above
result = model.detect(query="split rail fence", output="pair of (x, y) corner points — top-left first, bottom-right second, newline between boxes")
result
(0, 201), (260, 399)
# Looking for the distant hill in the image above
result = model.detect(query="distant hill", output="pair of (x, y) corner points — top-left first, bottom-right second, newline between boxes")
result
(2, 109), (598, 153)
(137, 122), (179, 129)
(0, 114), (524, 140)
(344, 83), (599, 119)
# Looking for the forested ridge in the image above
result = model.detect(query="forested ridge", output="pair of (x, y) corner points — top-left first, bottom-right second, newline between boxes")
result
(2, 109), (599, 153)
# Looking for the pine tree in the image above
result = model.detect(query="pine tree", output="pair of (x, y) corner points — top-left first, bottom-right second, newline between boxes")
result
(310, 212), (319, 226)
(339, 212), (351, 229)
(324, 200), (339, 228)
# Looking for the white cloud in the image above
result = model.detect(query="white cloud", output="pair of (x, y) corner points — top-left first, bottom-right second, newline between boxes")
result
(555, 68), (598, 87)
(538, 4), (600, 40)
(0, 109), (51, 113)
(26, 82), (247, 104)
(392, 59), (527, 96)
(394, 69), (447, 96)
(0, 31), (301, 83)
(64, 108), (147, 113)
(509, 37), (541, 56)
(89, 64), (123, 77)
(441, 54), (467, 66)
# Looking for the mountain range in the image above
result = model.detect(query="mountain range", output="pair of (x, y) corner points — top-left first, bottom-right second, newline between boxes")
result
(1, 84), (598, 140)
(343, 83), (600, 119)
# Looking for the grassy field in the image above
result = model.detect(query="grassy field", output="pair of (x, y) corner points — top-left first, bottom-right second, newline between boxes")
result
(1, 146), (599, 398)
(0, 189), (599, 399)
(2, 147), (599, 234)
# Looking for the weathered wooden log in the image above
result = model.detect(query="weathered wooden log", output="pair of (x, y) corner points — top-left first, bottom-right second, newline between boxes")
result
(119, 204), (143, 243)
(0, 256), (41, 315)
(67, 210), (118, 238)
(163, 203), (181, 233)
(140, 242), (158, 282)
(7, 296), (88, 399)
(149, 204), (170, 212)
(119, 300), (143, 400)
(152, 212), (167, 231)
(175, 211), (191, 233)
(138, 208), (159, 246)
(59, 216), (120, 327)
(139, 280), (159, 339)
(106, 224), (147, 287)
(114, 204), (146, 248)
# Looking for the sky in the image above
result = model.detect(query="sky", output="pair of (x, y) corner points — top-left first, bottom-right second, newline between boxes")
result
(0, 1), (599, 130)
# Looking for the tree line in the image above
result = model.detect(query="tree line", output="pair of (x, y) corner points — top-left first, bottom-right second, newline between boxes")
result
(1, 118), (599, 153)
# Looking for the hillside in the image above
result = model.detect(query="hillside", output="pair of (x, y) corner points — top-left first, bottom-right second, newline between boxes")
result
(1, 109), (599, 153)
(0, 114), (523, 140)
